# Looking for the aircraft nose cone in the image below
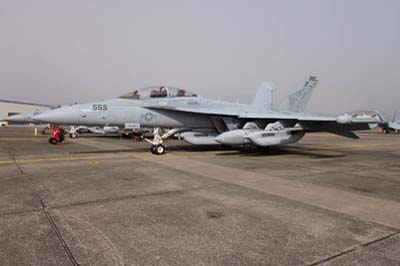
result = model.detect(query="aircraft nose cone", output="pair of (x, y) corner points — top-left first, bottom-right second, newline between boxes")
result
(34, 113), (51, 122)
(34, 111), (64, 123)
(6, 114), (27, 122)
(34, 107), (84, 125)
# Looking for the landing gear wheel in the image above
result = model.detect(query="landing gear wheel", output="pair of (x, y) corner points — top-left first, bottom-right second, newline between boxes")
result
(69, 133), (78, 139)
(150, 145), (156, 154)
(153, 144), (166, 155)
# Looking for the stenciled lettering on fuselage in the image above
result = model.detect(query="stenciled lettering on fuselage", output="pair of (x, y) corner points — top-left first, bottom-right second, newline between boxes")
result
(92, 104), (108, 111)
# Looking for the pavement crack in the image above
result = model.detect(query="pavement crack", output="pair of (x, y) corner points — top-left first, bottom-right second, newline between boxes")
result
(361, 230), (400, 247)
(40, 197), (80, 266)
(49, 187), (203, 210)
(4, 145), (24, 175)
(307, 231), (400, 266)
(4, 145), (80, 266)
(0, 208), (42, 217)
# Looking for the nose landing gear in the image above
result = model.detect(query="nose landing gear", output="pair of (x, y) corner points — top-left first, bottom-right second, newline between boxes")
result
(145, 128), (167, 155)
(145, 127), (181, 155)
(151, 144), (166, 155)
(69, 126), (79, 139)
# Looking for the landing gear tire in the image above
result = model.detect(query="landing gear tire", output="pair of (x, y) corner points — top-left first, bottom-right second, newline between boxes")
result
(152, 144), (166, 155)
(70, 133), (78, 139)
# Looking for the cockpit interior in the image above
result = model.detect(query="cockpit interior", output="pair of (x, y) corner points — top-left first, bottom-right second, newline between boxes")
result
(119, 86), (197, 100)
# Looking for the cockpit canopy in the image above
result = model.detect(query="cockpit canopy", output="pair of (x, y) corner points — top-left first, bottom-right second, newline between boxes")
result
(119, 86), (198, 100)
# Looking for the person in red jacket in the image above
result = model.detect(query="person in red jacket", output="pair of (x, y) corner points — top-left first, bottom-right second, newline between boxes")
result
(54, 127), (60, 140)
(49, 127), (63, 145)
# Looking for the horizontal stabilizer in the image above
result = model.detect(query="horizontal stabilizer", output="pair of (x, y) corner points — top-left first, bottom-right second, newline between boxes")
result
(331, 131), (360, 139)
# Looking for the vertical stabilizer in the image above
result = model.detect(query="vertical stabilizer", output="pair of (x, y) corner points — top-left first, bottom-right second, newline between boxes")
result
(288, 76), (318, 113)
(252, 82), (275, 112)
(393, 110), (399, 123)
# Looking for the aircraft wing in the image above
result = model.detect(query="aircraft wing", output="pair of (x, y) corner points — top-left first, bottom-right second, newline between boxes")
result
(146, 106), (375, 133)
(239, 112), (335, 121)
(241, 112), (374, 132)
(145, 105), (336, 120)
(297, 120), (372, 132)
(146, 106), (377, 138)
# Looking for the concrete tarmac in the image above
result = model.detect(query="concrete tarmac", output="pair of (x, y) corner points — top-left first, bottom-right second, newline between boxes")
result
(0, 127), (400, 266)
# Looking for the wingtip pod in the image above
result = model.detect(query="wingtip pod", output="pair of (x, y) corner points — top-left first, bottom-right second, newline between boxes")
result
(337, 113), (380, 125)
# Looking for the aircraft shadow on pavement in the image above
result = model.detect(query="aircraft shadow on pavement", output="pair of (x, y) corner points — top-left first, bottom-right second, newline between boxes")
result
(169, 145), (347, 159)
(68, 144), (346, 159)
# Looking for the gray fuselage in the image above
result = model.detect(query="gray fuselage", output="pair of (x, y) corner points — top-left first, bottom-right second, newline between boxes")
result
(34, 96), (259, 132)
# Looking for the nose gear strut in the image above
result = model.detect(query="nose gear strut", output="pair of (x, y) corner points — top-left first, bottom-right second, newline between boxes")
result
(144, 128), (181, 155)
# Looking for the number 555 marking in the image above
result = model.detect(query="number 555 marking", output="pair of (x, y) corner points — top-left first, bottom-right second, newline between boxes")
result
(93, 104), (108, 111)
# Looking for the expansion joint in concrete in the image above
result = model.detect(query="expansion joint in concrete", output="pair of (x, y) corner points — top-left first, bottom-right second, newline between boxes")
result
(49, 186), (206, 210)
(308, 231), (400, 266)
(6, 146), (80, 266)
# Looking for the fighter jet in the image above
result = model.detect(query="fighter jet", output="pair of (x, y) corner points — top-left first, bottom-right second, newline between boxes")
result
(34, 78), (376, 154)
(376, 110), (400, 133)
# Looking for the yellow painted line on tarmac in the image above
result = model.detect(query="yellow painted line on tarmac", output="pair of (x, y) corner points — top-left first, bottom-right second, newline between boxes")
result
(85, 161), (101, 166)
(0, 154), (139, 165)
(0, 151), (170, 165)
(0, 137), (47, 141)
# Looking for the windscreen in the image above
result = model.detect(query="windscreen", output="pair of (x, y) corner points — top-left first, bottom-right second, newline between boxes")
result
(119, 86), (197, 99)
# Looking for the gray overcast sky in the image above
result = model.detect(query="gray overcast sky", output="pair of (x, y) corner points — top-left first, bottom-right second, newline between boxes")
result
(0, 0), (399, 115)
